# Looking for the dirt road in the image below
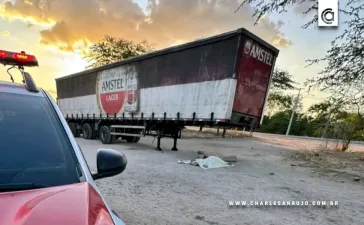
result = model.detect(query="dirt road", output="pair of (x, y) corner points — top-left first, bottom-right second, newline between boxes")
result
(77, 136), (364, 225)
(186, 126), (364, 152)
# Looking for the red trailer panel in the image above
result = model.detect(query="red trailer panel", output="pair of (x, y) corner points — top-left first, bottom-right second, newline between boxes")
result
(233, 38), (276, 118)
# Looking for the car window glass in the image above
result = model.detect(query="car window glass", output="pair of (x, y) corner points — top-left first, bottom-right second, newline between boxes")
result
(0, 92), (80, 186)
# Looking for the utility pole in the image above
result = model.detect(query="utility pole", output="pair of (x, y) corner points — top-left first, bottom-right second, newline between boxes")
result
(286, 88), (302, 136)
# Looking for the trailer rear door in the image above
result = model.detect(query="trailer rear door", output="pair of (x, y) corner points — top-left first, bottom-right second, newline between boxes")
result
(232, 36), (278, 126)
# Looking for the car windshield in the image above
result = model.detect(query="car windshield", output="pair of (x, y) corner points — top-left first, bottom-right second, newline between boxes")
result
(0, 92), (81, 190)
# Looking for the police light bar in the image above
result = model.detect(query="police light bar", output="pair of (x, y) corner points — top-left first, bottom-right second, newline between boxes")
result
(0, 50), (38, 67)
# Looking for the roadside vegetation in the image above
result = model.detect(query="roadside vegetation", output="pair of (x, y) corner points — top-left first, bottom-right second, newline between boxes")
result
(235, 1), (364, 151)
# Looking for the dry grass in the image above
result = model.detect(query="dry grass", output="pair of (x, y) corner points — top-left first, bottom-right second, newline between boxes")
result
(290, 150), (364, 168)
(253, 134), (364, 152)
(287, 149), (364, 181)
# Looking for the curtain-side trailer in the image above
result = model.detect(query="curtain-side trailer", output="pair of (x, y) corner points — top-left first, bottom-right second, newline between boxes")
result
(55, 27), (279, 150)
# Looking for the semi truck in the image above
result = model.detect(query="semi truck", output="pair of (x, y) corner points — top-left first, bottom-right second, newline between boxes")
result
(55, 27), (279, 151)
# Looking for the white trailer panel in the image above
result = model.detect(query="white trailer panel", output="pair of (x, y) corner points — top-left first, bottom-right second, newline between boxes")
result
(58, 78), (236, 120)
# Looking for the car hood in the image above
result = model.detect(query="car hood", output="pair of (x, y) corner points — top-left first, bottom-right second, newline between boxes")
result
(0, 182), (109, 225)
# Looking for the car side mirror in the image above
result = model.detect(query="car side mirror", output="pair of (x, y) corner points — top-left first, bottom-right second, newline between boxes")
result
(92, 149), (127, 180)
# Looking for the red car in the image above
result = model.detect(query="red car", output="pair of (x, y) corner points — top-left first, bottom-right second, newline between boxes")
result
(0, 50), (127, 225)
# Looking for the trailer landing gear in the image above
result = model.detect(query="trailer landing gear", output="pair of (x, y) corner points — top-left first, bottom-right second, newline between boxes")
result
(155, 128), (180, 151)
(171, 128), (179, 151)
(156, 136), (162, 151)
(171, 137), (178, 151)
(155, 136), (178, 151)
(222, 127), (227, 138)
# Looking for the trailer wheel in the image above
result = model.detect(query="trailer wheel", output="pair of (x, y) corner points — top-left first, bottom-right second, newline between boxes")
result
(75, 127), (81, 137)
(100, 126), (114, 144)
(82, 123), (93, 140)
(69, 123), (78, 137)
(86, 123), (97, 139)
(125, 136), (141, 143)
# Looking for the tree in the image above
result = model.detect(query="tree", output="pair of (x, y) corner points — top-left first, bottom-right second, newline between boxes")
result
(307, 99), (344, 138)
(306, 84), (364, 150)
(266, 92), (293, 115)
(260, 110), (291, 134)
(308, 101), (333, 119)
(260, 109), (310, 135)
(266, 68), (296, 115)
(333, 83), (364, 150)
(271, 68), (296, 91)
(237, 0), (364, 92)
(85, 36), (154, 68)
(332, 113), (364, 151)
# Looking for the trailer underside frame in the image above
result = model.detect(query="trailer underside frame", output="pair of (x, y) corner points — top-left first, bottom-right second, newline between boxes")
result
(65, 111), (257, 151)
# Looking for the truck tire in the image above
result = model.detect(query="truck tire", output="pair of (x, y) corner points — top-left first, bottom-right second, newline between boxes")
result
(125, 136), (141, 143)
(82, 123), (93, 140)
(100, 126), (114, 144)
(75, 127), (81, 137)
(69, 123), (78, 137)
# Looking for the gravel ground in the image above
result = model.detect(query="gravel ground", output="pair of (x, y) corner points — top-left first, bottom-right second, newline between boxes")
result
(77, 135), (364, 225)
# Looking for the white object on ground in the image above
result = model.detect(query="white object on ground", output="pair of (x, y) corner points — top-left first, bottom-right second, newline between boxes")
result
(195, 156), (230, 169)
(177, 160), (192, 164)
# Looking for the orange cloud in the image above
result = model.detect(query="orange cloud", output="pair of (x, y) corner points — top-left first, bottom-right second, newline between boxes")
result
(1, 0), (292, 52)
(0, 0), (55, 26)
(1, 31), (10, 36)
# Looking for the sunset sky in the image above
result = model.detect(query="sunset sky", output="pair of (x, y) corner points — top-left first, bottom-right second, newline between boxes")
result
(0, 0), (347, 109)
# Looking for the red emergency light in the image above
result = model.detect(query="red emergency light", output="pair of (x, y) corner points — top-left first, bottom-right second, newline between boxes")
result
(0, 50), (38, 67)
